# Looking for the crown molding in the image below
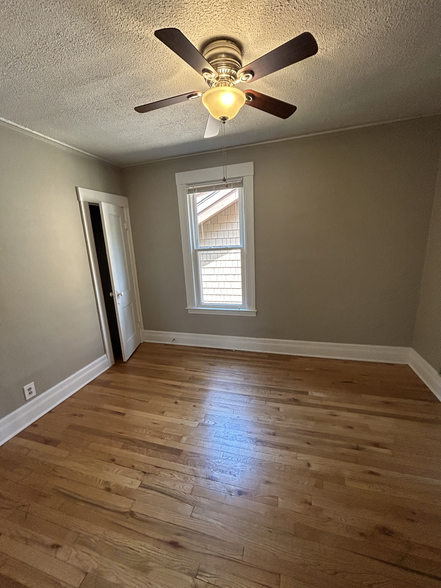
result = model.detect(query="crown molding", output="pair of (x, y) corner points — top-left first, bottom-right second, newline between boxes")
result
(1, 111), (438, 170)
(0, 117), (119, 166)
(121, 113), (440, 168)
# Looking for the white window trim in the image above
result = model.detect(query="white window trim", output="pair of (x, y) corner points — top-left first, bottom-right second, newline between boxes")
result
(176, 162), (256, 316)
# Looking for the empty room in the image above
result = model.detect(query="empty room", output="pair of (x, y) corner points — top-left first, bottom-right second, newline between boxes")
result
(0, 1), (441, 587)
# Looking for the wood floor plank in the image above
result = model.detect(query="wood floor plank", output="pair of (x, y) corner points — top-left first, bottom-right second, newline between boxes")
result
(79, 575), (121, 588)
(280, 578), (315, 588)
(0, 556), (73, 588)
(0, 533), (85, 587)
(0, 572), (28, 588)
(1, 342), (440, 587)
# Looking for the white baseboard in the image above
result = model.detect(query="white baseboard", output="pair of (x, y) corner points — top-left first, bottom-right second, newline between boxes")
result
(143, 329), (409, 364)
(408, 349), (441, 402)
(0, 355), (111, 446)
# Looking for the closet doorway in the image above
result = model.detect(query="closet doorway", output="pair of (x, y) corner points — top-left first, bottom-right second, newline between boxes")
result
(77, 188), (143, 365)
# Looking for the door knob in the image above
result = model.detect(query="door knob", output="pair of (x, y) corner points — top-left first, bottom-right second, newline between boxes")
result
(109, 292), (114, 297)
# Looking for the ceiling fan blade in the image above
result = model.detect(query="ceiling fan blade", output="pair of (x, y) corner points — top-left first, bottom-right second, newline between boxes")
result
(244, 90), (297, 119)
(204, 115), (222, 138)
(155, 28), (217, 78)
(134, 91), (201, 113)
(238, 32), (318, 82)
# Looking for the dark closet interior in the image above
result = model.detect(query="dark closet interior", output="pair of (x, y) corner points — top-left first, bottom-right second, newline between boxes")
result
(89, 204), (123, 361)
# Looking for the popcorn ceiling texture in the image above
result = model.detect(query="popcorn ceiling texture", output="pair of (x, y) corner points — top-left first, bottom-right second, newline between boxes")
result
(0, 0), (439, 165)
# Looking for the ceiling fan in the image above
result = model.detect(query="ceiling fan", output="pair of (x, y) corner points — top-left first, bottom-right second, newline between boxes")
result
(135, 28), (318, 138)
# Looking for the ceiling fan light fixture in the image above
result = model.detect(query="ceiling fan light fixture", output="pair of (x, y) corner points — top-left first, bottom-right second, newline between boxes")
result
(202, 86), (246, 121)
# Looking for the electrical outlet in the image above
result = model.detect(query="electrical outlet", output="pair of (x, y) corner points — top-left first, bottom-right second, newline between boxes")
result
(23, 382), (37, 401)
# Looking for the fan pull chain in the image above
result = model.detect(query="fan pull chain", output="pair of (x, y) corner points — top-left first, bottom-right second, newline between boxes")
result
(221, 119), (227, 183)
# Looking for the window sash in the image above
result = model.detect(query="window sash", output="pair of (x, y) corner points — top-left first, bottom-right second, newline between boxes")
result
(197, 248), (244, 307)
(194, 245), (242, 252)
(189, 189), (246, 308)
(189, 189), (244, 251)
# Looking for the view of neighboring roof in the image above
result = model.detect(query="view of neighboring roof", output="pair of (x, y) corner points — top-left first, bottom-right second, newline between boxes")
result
(196, 189), (239, 224)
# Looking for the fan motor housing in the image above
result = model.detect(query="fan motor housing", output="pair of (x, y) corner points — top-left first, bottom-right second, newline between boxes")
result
(202, 39), (242, 86)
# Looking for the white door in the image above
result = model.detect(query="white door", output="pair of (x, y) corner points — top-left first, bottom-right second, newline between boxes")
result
(99, 202), (141, 361)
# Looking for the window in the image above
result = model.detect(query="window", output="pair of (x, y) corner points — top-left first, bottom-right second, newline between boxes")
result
(176, 162), (256, 316)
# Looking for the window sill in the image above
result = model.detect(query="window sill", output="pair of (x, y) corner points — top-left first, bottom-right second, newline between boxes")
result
(187, 307), (257, 317)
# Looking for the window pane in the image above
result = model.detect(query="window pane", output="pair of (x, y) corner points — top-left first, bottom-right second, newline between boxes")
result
(199, 249), (242, 305)
(196, 188), (241, 247)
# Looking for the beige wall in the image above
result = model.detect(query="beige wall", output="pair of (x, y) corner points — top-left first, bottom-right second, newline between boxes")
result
(413, 151), (441, 372)
(0, 123), (122, 419)
(123, 116), (440, 347)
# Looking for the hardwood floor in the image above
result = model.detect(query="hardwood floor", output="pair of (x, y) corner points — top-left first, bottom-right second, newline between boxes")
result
(1, 342), (441, 588)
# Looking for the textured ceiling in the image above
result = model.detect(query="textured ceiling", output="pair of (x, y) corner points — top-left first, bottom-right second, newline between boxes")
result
(1, 0), (440, 165)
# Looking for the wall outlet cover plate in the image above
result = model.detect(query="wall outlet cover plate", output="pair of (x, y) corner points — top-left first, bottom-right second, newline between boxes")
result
(23, 382), (37, 401)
